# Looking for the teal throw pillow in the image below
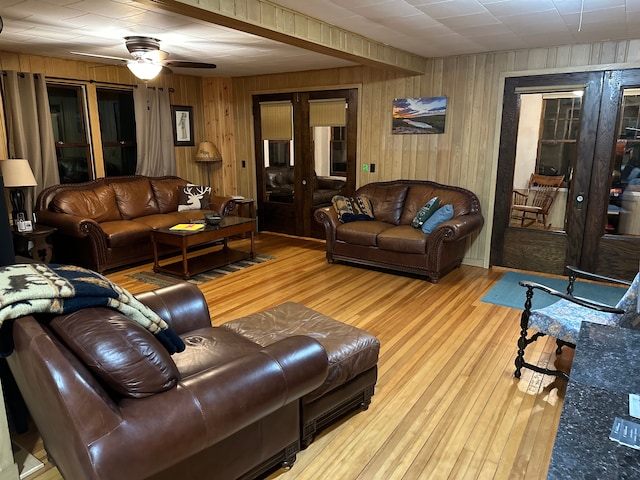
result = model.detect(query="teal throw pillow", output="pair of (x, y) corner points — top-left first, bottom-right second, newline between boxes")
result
(421, 204), (454, 234)
(411, 196), (440, 228)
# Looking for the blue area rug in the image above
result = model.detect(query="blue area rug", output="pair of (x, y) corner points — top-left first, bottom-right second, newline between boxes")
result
(481, 271), (627, 310)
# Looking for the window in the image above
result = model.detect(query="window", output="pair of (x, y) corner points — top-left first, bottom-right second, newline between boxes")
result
(47, 84), (92, 183)
(97, 88), (137, 176)
(537, 95), (582, 177)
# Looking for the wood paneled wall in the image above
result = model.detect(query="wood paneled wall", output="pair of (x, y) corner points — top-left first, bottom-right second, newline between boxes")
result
(230, 39), (640, 268)
(3, 38), (640, 269)
(0, 51), (236, 196)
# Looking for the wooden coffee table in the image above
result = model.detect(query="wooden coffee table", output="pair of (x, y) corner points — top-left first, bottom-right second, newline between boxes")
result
(151, 216), (256, 280)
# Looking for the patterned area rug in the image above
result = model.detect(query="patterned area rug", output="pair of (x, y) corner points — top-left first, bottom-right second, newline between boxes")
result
(128, 254), (275, 287)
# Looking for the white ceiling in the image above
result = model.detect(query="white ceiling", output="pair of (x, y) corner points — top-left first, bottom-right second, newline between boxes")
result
(1, 0), (640, 77)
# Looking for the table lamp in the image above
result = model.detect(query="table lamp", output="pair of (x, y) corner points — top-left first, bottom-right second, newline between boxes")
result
(194, 141), (222, 185)
(0, 159), (37, 227)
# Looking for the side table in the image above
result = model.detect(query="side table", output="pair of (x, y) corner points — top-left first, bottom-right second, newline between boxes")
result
(233, 198), (255, 219)
(232, 198), (255, 238)
(12, 224), (57, 263)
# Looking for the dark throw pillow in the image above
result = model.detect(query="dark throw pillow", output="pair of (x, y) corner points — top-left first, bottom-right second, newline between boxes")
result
(177, 184), (211, 211)
(421, 204), (454, 234)
(411, 196), (440, 228)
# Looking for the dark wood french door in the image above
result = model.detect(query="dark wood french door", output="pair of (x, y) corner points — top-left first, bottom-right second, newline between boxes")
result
(253, 89), (357, 238)
(491, 69), (640, 281)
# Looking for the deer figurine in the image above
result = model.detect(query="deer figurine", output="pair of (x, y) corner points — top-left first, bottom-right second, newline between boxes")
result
(178, 185), (210, 211)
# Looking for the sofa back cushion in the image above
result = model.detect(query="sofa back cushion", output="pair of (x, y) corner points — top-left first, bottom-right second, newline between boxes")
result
(150, 177), (188, 213)
(109, 177), (160, 219)
(49, 308), (179, 398)
(357, 184), (409, 225)
(400, 184), (472, 225)
(50, 184), (121, 222)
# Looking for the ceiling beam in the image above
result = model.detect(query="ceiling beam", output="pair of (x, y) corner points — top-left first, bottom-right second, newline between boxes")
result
(139, 0), (427, 75)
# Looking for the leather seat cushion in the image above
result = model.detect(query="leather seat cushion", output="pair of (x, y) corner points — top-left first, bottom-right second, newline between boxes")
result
(100, 220), (151, 248)
(171, 328), (261, 378)
(377, 225), (428, 254)
(220, 302), (380, 402)
(49, 307), (179, 398)
(336, 221), (391, 246)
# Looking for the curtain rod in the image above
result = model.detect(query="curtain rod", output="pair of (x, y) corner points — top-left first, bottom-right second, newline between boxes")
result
(1, 72), (174, 91)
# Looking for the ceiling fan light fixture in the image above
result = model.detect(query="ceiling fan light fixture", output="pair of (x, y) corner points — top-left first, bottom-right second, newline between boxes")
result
(127, 60), (162, 80)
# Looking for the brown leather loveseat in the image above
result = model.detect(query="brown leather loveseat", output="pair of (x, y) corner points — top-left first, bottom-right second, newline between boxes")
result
(35, 175), (235, 272)
(314, 179), (484, 283)
(7, 282), (329, 480)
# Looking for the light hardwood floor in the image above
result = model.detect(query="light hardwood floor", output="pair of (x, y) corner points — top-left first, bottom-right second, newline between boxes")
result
(12, 233), (571, 480)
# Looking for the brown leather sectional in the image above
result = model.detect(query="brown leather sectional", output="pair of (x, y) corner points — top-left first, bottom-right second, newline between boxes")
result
(7, 283), (328, 480)
(314, 179), (485, 283)
(35, 175), (235, 272)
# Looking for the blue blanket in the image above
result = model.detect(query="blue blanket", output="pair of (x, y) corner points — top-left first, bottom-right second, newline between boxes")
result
(0, 263), (185, 356)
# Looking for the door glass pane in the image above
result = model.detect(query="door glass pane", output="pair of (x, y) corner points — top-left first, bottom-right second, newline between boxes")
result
(612, 88), (640, 236)
(512, 91), (582, 231)
(263, 140), (294, 203)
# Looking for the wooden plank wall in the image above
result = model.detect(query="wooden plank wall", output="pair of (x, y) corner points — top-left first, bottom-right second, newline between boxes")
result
(2, 39), (640, 269)
(229, 39), (640, 269)
(0, 51), (236, 196)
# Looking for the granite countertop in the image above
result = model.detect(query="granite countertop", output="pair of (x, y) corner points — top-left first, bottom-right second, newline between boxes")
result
(548, 323), (640, 479)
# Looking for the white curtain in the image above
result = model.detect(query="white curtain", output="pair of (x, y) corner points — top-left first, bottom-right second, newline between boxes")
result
(133, 86), (176, 176)
(2, 71), (59, 214)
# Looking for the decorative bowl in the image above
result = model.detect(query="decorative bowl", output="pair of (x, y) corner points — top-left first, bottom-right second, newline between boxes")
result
(204, 212), (222, 226)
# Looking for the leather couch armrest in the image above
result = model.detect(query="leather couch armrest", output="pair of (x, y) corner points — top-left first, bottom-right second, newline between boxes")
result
(94, 336), (328, 479)
(431, 212), (485, 242)
(314, 206), (340, 235)
(209, 196), (236, 216)
(135, 283), (211, 334)
(316, 177), (346, 191)
(36, 211), (100, 238)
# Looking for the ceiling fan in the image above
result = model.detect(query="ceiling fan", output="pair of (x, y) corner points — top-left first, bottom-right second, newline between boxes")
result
(71, 36), (217, 80)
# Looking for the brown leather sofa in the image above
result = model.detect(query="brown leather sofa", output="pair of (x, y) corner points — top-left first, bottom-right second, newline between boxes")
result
(314, 179), (484, 283)
(7, 282), (329, 480)
(265, 166), (346, 205)
(35, 175), (236, 272)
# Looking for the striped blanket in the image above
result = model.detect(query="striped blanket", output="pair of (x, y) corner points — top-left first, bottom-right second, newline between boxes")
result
(0, 263), (185, 356)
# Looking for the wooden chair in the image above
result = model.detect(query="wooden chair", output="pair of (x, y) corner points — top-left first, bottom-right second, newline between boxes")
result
(514, 266), (637, 379)
(511, 174), (565, 229)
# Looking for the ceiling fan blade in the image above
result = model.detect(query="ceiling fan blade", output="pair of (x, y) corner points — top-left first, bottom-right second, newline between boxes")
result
(163, 61), (217, 69)
(140, 50), (169, 62)
(70, 51), (129, 63)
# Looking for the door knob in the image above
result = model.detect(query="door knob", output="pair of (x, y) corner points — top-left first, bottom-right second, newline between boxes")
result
(302, 179), (308, 186)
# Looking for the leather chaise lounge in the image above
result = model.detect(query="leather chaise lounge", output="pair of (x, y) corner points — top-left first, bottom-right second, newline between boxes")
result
(7, 282), (328, 480)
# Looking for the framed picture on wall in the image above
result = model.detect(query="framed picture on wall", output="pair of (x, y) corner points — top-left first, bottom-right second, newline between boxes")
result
(392, 96), (447, 134)
(171, 105), (194, 146)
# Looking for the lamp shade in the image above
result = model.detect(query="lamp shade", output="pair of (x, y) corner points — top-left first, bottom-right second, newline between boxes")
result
(195, 142), (222, 163)
(127, 60), (162, 80)
(0, 159), (37, 187)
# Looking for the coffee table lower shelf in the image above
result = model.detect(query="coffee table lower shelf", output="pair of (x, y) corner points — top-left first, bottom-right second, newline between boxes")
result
(154, 247), (253, 279)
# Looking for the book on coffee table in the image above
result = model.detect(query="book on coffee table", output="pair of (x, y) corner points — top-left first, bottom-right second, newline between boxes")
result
(170, 223), (205, 231)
